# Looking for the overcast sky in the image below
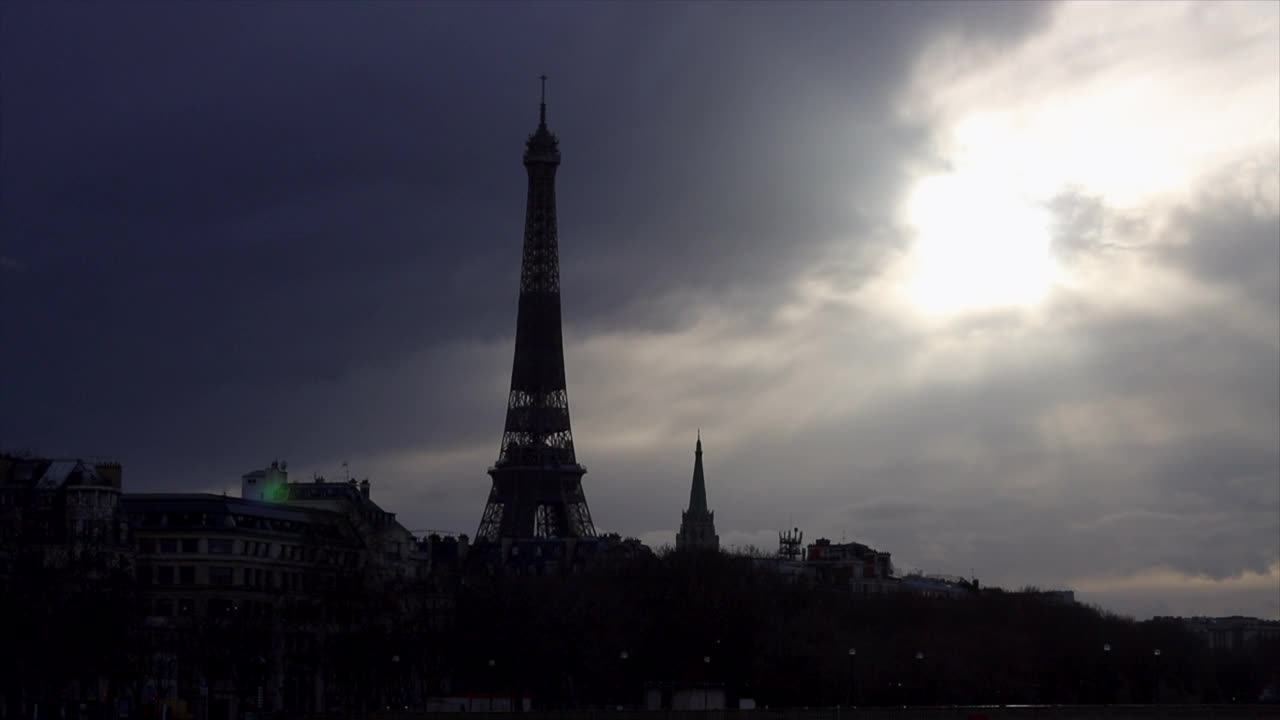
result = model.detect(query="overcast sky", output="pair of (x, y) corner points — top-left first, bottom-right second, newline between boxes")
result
(2, 1), (1277, 620)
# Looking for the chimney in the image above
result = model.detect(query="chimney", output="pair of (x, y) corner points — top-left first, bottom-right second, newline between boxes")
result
(94, 462), (123, 489)
(359, 478), (370, 499)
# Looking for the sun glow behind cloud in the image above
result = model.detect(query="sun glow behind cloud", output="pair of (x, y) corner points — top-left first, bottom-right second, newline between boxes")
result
(904, 168), (1057, 315)
(884, 0), (1280, 320)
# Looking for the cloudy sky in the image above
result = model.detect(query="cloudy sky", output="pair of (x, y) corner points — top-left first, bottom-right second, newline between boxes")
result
(2, 1), (1277, 619)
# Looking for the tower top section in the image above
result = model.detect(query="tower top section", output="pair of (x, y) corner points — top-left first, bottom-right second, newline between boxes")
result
(688, 433), (709, 515)
(540, 73), (548, 126)
(525, 74), (560, 166)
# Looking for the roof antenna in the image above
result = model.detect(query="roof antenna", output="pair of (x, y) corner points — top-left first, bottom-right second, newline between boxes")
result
(539, 74), (548, 127)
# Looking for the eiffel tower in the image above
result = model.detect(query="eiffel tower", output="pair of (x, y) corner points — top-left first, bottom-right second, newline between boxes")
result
(476, 77), (597, 543)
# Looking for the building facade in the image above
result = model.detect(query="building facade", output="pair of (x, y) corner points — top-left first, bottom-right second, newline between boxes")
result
(0, 455), (134, 720)
(124, 491), (366, 718)
(0, 454), (131, 576)
(1179, 616), (1280, 652)
(806, 538), (896, 594)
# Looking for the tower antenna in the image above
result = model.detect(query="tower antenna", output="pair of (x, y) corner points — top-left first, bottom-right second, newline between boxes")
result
(539, 74), (548, 126)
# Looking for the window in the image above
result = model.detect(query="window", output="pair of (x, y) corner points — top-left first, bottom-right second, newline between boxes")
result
(181, 538), (199, 553)
(179, 566), (195, 585)
(259, 542), (271, 557)
(138, 566), (153, 585)
(159, 538), (177, 553)
(178, 598), (194, 616)
(158, 566), (175, 585)
(208, 538), (233, 554)
(209, 566), (233, 586)
(139, 538), (156, 554)
(155, 598), (173, 617)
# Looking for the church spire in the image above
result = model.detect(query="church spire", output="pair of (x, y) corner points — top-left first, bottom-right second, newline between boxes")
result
(689, 432), (708, 514)
(677, 431), (718, 552)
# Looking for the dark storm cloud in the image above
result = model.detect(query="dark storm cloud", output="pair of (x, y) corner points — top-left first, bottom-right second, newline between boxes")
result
(0, 1), (1051, 479)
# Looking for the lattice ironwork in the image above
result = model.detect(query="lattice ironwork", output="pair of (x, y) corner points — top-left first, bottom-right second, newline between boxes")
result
(477, 79), (597, 542)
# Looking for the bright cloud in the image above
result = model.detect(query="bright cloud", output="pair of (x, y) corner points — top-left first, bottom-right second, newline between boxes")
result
(876, 0), (1280, 320)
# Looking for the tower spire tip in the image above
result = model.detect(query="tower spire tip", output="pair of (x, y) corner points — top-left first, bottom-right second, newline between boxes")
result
(538, 74), (548, 127)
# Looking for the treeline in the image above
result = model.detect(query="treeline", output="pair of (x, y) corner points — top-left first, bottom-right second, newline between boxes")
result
(0, 554), (137, 717)
(1, 547), (1277, 715)
(443, 549), (1279, 708)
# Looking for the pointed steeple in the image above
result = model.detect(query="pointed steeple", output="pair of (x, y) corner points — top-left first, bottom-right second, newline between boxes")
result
(677, 430), (718, 552)
(688, 431), (708, 514)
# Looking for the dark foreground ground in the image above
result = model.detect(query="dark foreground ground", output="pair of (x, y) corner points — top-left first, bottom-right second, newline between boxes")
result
(353, 707), (1277, 720)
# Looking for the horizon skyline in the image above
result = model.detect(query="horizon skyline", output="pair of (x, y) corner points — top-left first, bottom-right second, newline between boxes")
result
(2, 1), (1277, 621)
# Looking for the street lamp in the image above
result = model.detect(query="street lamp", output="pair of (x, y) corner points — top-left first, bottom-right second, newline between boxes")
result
(391, 655), (401, 711)
(914, 652), (925, 705)
(1153, 649), (1162, 705)
(618, 651), (630, 710)
(847, 648), (857, 706)
(1101, 643), (1112, 704)
(703, 656), (712, 710)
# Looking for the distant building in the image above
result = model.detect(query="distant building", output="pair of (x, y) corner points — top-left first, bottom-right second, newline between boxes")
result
(0, 453), (131, 577)
(0, 454), (133, 719)
(1028, 588), (1075, 605)
(121, 461), (442, 718)
(239, 459), (289, 502)
(755, 531), (898, 594)
(468, 532), (652, 577)
(676, 432), (719, 552)
(806, 537), (896, 594)
(899, 573), (977, 598)
(280, 469), (424, 581)
(122, 491), (367, 717)
(1177, 616), (1280, 651)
